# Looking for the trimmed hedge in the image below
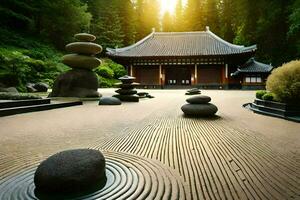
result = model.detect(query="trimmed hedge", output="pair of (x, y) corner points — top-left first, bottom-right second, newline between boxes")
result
(0, 92), (42, 100)
(262, 93), (274, 101)
(266, 60), (300, 104)
(256, 90), (267, 99)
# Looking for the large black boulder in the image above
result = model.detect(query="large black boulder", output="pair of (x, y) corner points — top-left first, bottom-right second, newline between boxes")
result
(34, 149), (106, 195)
(181, 103), (218, 117)
(186, 95), (211, 104)
(99, 97), (122, 105)
(50, 69), (100, 98)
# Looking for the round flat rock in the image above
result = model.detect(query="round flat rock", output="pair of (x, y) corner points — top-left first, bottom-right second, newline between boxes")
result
(118, 75), (136, 84)
(34, 149), (106, 195)
(99, 97), (122, 105)
(62, 54), (101, 70)
(66, 42), (102, 55)
(137, 92), (149, 96)
(181, 103), (218, 117)
(186, 95), (211, 104)
(113, 94), (139, 102)
(75, 33), (96, 42)
(187, 88), (200, 93)
(115, 89), (137, 95)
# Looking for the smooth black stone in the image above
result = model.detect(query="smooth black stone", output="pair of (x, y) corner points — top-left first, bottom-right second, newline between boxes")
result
(185, 91), (201, 95)
(113, 94), (139, 102)
(33, 82), (49, 92)
(118, 75), (135, 84)
(115, 89), (137, 95)
(146, 94), (155, 98)
(181, 103), (218, 117)
(50, 69), (100, 98)
(186, 95), (211, 104)
(187, 88), (200, 93)
(99, 97), (122, 105)
(34, 149), (106, 195)
(137, 92), (149, 97)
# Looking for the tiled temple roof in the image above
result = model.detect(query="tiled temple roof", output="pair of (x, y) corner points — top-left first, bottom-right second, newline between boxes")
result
(107, 27), (257, 58)
(232, 58), (273, 76)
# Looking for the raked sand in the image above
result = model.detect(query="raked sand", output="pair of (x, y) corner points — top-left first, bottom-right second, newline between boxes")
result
(0, 89), (299, 199)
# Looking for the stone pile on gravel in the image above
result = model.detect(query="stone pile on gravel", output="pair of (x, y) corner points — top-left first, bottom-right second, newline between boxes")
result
(50, 33), (102, 98)
(113, 75), (139, 102)
(181, 95), (218, 117)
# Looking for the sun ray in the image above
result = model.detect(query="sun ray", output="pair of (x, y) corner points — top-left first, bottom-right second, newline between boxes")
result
(160, 0), (186, 15)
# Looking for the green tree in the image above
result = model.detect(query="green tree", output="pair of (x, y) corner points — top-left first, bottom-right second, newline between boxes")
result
(37, 0), (91, 49)
(135, 0), (160, 40)
(174, 0), (185, 31)
(162, 12), (174, 32)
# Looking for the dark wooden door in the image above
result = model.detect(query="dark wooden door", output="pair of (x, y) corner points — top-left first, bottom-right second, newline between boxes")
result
(165, 66), (191, 85)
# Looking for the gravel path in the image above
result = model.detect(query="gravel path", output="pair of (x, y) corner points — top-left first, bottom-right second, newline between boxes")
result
(0, 89), (299, 199)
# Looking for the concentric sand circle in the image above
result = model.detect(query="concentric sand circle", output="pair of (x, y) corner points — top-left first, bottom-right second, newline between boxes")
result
(0, 151), (186, 200)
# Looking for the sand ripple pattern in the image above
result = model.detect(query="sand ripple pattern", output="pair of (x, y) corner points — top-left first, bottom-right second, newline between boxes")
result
(93, 117), (300, 200)
(0, 151), (186, 200)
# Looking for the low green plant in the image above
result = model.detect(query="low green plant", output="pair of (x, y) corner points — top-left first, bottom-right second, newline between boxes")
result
(98, 76), (119, 88)
(262, 93), (275, 101)
(95, 66), (114, 79)
(266, 60), (300, 104)
(256, 90), (267, 99)
(0, 92), (41, 100)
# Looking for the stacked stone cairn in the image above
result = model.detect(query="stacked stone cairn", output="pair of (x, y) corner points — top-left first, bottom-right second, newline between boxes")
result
(50, 33), (102, 98)
(181, 95), (218, 117)
(185, 88), (201, 95)
(113, 75), (139, 102)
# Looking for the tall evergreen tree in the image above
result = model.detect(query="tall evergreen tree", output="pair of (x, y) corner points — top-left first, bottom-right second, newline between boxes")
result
(174, 0), (185, 31)
(136, 0), (160, 40)
(162, 12), (174, 32)
(203, 0), (221, 34)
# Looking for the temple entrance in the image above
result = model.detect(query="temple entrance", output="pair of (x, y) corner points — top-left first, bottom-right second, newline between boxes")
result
(165, 66), (191, 85)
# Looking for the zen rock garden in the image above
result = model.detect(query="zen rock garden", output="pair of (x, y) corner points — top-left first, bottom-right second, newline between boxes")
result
(181, 95), (218, 117)
(50, 33), (102, 98)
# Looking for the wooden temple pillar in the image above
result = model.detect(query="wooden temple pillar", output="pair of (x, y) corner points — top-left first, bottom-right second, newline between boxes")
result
(129, 64), (133, 77)
(191, 64), (198, 85)
(222, 64), (229, 84)
(194, 64), (198, 85)
(159, 65), (165, 86)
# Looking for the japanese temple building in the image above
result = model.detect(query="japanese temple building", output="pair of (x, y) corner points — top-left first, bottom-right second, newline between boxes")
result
(107, 27), (273, 89)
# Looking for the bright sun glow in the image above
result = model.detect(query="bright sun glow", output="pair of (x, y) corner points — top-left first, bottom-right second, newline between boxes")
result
(160, 0), (187, 15)
(160, 0), (177, 15)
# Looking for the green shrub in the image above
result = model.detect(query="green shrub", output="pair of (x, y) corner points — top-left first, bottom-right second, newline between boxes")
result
(266, 60), (300, 104)
(95, 66), (114, 79)
(107, 61), (127, 78)
(98, 76), (119, 88)
(256, 90), (267, 99)
(262, 93), (275, 101)
(0, 46), (67, 90)
(0, 92), (41, 100)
